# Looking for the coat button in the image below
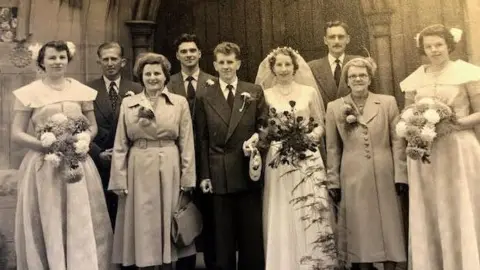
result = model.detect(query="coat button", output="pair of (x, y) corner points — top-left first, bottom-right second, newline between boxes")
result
(365, 154), (371, 159)
(364, 143), (369, 147)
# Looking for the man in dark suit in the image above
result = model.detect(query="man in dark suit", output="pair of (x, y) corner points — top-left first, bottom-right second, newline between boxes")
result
(195, 42), (267, 270)
(87, 42), (142, 229)
(167, 33), (216, 270)
(309, 20), (359, 109)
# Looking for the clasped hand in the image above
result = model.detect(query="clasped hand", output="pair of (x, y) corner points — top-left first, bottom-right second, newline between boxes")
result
(200, 179), (213, 194)
(99, 148), (113, 161)
(243, 133), (259, 156)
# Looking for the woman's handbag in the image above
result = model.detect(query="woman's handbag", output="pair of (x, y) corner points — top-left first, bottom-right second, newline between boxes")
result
(172, 191), (203, 247)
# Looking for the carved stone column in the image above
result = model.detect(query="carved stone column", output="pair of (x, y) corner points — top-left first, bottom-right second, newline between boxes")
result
(125, 20), (156, 61)
(360, 0), (395, 96)
(363, 10), (394, 96)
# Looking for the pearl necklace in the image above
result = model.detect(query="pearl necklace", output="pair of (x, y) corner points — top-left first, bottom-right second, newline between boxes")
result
(277, 83), (294, 96)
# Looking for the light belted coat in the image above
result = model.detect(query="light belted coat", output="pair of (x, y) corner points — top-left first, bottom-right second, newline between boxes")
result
(109, 89), (196, 267)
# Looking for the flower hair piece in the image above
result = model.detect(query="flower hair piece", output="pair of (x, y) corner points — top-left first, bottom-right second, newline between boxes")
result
(414, 26), (463, 48)
(266, 46), (300, 62)
(28, 42), (42, 61)
(66, 41), (76, 57)
(27, 41), (76, 61)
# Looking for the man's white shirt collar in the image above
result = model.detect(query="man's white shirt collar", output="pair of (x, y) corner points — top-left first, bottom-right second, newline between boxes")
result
(219, 77), (238, 99)
(103, 76), (121, 93)
(328, 53), (346, 66)
(181, 69), (200, 82)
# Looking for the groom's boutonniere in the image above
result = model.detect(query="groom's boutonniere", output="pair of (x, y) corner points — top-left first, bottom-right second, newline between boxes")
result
(206, 79), (215, 86)
(239, 92), (252, 112)
(124, 91), (135, 97)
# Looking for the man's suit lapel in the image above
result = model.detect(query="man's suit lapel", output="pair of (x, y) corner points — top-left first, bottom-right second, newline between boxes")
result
(93, 78), (114, 123)
(196, 72), (209, 97)
(225, 84), (247, 143)
(336, 55), (355, 98)
(205, 83), (231, 126)
(320, 58), (338, 102)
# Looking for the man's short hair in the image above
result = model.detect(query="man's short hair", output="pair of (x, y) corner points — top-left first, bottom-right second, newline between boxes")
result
(173, 33), (201, 52)
(324, 21), (349, 35)
(213, 42), (241, 60)
(96, 42), (124, 58)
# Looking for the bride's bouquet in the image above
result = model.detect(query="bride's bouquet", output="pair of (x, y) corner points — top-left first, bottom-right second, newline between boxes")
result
(396, 97), (458, 163)
(259, 100), (319, 168)
(36, 113), (91, 183)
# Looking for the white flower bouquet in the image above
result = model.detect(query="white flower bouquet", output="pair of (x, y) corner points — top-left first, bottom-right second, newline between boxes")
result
(36, 113), (91, 183)
(396, 97), (458, 163)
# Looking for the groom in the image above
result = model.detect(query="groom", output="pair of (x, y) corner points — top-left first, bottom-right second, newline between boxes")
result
(195, 42), (267, 270)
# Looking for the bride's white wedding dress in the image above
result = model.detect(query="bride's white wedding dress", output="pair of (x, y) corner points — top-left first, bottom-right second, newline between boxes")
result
(263, 82), (337, 270)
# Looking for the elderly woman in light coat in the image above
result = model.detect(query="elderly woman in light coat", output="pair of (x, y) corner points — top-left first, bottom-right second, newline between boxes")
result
(109, 53), (196, 270)
(325, 57), (407, 270)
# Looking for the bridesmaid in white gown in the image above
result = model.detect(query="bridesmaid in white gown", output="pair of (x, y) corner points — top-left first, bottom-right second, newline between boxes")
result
(401, 24), (480, 270)
(255, 47), (337, 270)
(11, 41), (113, 270)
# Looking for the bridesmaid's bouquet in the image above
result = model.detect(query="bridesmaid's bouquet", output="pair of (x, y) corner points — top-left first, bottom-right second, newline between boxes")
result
(36, 113), (91, 183)
(259, 100), (319, 168)
(396, 97), (458, 163)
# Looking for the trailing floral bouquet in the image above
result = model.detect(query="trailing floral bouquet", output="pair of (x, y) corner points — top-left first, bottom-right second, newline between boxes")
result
(340, 98), (360, 133)
(396, 97), (458, 163)
(259, 100), (338, 269)
(259, 100), (319, 168)
(36, 113), (91, 183)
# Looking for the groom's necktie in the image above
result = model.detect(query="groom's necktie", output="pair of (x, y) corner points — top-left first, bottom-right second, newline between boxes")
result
(108, 81), (118, 111)
(334, 59), (341, 87)
(226, 84), (234, 109)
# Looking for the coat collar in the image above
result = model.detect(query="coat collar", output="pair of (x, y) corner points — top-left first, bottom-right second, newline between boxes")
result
(345, 92), (379, 124)
(125, 87), (175, 108)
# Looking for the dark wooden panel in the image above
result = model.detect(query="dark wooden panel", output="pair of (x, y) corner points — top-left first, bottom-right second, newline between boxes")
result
(231, 0), (247, 80)
(190, 1), (209, 72)
(310, 0), (327, 60)
(283, 1), (300, 48)
(244, 0), (262, 81)
(218, 0), (234, 41)
(202, 0), (220, 76)
(260, 0), (273, 58)
(298, 0), (314, 59)
(271, 0), (285, 46)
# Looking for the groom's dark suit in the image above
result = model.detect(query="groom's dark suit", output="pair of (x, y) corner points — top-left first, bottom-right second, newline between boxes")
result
(195, 79), (267, 270)
(87, 77), (142, 226)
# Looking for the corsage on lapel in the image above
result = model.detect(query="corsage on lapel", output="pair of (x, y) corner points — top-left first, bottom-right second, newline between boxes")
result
(206, 79), (215, 86)
(239, 92), (252, 112)
(340, 97), (360, 133)
(137, 95), (155, 126)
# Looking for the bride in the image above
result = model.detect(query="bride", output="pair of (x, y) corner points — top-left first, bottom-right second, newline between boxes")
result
(255, 47), (337, 270)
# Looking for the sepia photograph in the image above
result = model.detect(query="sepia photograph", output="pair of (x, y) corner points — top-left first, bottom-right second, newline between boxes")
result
(0, 0), (479, 269)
